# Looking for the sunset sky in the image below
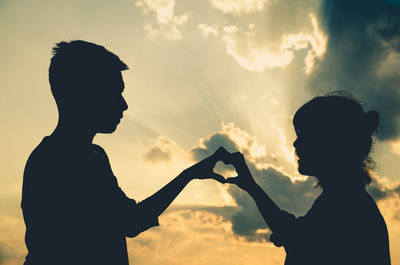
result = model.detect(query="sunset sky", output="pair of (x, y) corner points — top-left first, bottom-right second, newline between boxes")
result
(1, 0), (400, 264)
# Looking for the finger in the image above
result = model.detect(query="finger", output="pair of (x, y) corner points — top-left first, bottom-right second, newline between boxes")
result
(198, 155), (218, 169)
(215, 146), (229, 154)
(216, 148), (241, 166)
(213, 147), (232, 165)
(225, 176), (239, 184)
(229, 152), (245, 167)
(209, 173), (226, 184)
(231, 152), (244, 161)
(230, 152), (251, 175)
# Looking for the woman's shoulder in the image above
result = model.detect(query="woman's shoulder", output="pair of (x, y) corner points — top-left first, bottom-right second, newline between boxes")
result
(339, 189), (388, 231)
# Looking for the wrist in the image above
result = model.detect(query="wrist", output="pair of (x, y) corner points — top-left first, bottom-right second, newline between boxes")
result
(242, 178), (259, 192)
(180, 169), (194, 182)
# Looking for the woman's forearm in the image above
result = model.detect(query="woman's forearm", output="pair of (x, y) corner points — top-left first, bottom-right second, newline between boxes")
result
(244, 181), (285, 232)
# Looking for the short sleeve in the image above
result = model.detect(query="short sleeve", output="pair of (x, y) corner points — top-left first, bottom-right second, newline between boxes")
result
(93, 144), (159, 238)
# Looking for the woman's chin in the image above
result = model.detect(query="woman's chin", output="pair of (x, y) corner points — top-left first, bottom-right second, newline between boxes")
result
(297, 164), (315, 176)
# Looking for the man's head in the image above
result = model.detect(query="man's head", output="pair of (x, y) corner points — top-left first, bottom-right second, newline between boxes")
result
(49, 40), (128, 133)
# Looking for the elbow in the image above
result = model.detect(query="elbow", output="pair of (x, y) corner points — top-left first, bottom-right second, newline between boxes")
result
(124, 219), (160, 238)
(125, 229), (142, 238)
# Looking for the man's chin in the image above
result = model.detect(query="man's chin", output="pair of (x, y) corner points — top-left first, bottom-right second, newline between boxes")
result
(97, 124), (118, 134)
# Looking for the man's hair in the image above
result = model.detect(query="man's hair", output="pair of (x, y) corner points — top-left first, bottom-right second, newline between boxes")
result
(49, 40), (128, 104)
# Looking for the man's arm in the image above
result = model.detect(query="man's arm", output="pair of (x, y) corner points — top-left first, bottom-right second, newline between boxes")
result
(121, 147), (229, 237)
(138, 148), (227, 218)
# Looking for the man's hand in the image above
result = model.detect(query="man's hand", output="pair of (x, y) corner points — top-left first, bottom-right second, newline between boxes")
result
(183, 147), (232, 184)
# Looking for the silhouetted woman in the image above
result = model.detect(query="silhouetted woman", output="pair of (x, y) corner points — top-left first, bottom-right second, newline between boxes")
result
(226, 94), (391, 265)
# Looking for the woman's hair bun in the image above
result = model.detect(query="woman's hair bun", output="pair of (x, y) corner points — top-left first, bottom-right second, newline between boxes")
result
(364, 110), (379, 135)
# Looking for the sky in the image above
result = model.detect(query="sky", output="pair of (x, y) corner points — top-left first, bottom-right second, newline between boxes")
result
(1, 0), (400, 264)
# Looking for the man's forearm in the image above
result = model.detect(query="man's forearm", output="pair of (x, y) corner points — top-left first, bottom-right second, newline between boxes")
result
(139, 170), (192, 218)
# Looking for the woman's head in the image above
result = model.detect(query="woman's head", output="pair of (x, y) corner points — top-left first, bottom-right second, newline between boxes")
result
(293, 92), (379, 187)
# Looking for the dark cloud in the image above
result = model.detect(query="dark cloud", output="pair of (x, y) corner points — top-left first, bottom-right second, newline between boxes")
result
(367, 178), (400, 200)
(307, 0), (400, 140)
(188, 130), (320, 242)
(169, 204), (239, 221)
(366, 181), (392, 201)
(0, 242), (12, 265)
(191, 133), (239, 161)
(185, 129), (400, 243)
(142, 146), (171, 163)
(226, 165), (320, 242)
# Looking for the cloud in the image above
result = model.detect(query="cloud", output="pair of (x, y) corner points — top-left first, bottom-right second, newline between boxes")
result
(366, 176), (400, 201)
(222, 24), (294, 71)
(126, 209), (238, 265)
(126, 205), (287, 264)
(142, 135), (190, 164)
(225, 168), (320, 242)
(0, 243), (9, 264)
(136, 0), (327, 72)
(187, 123), (400, 242)
(307, 0), (400, 140)
(0, 215), (26, 265)
(141, 123), (317, 242)
(192, 123), (267, 160)
(136, 0), (188, 40)
(221, 13), (327, 72)
(210, 0), (270, 15)
(198, 23), (219, 38)
(144, 123), (400, 243)
(188, 123), (320, 242)
(143, 146), (171, 163)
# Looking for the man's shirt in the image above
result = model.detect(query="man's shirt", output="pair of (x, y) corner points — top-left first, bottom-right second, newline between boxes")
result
(21, 136), (159, 265)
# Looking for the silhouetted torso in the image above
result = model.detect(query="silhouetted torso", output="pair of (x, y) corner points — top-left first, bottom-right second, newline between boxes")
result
(21, 136), (158, 265)
(270, 185), (391, 265)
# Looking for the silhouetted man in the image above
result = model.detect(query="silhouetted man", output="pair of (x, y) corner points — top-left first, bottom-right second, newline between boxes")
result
(21, 40), (227, 265)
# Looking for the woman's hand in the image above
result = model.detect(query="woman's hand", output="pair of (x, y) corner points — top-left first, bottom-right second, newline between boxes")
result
(225, 152), (257, 191)
(182, 147), (232, 184)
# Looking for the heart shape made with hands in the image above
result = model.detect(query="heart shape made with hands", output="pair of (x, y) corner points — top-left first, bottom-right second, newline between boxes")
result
(210, 147), (247, 182)
(212, 147), (236, 166)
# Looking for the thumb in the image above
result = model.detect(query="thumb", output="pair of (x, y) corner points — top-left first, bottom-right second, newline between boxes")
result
(225, 176), (239, 185)
(210, 173), (226, 184)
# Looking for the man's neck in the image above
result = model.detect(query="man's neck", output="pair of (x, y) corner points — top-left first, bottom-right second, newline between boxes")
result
(51, 119), (96, 147)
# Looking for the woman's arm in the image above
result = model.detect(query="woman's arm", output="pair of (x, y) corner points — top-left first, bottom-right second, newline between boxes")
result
(226, 152), (289, 233)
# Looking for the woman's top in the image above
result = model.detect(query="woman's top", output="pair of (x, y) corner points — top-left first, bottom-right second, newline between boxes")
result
(270, 185), (391, 265)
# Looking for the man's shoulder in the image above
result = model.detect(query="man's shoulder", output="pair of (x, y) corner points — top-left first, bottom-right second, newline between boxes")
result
(26, 137), (56, 166)
(24, 136), (75, 175)
(92, 143), (112, 164)
(22, 137), (64, 203)
(92, 143), (106, 154)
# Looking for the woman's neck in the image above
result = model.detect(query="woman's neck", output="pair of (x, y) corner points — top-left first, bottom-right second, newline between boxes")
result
(317, 167), (366, 193)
